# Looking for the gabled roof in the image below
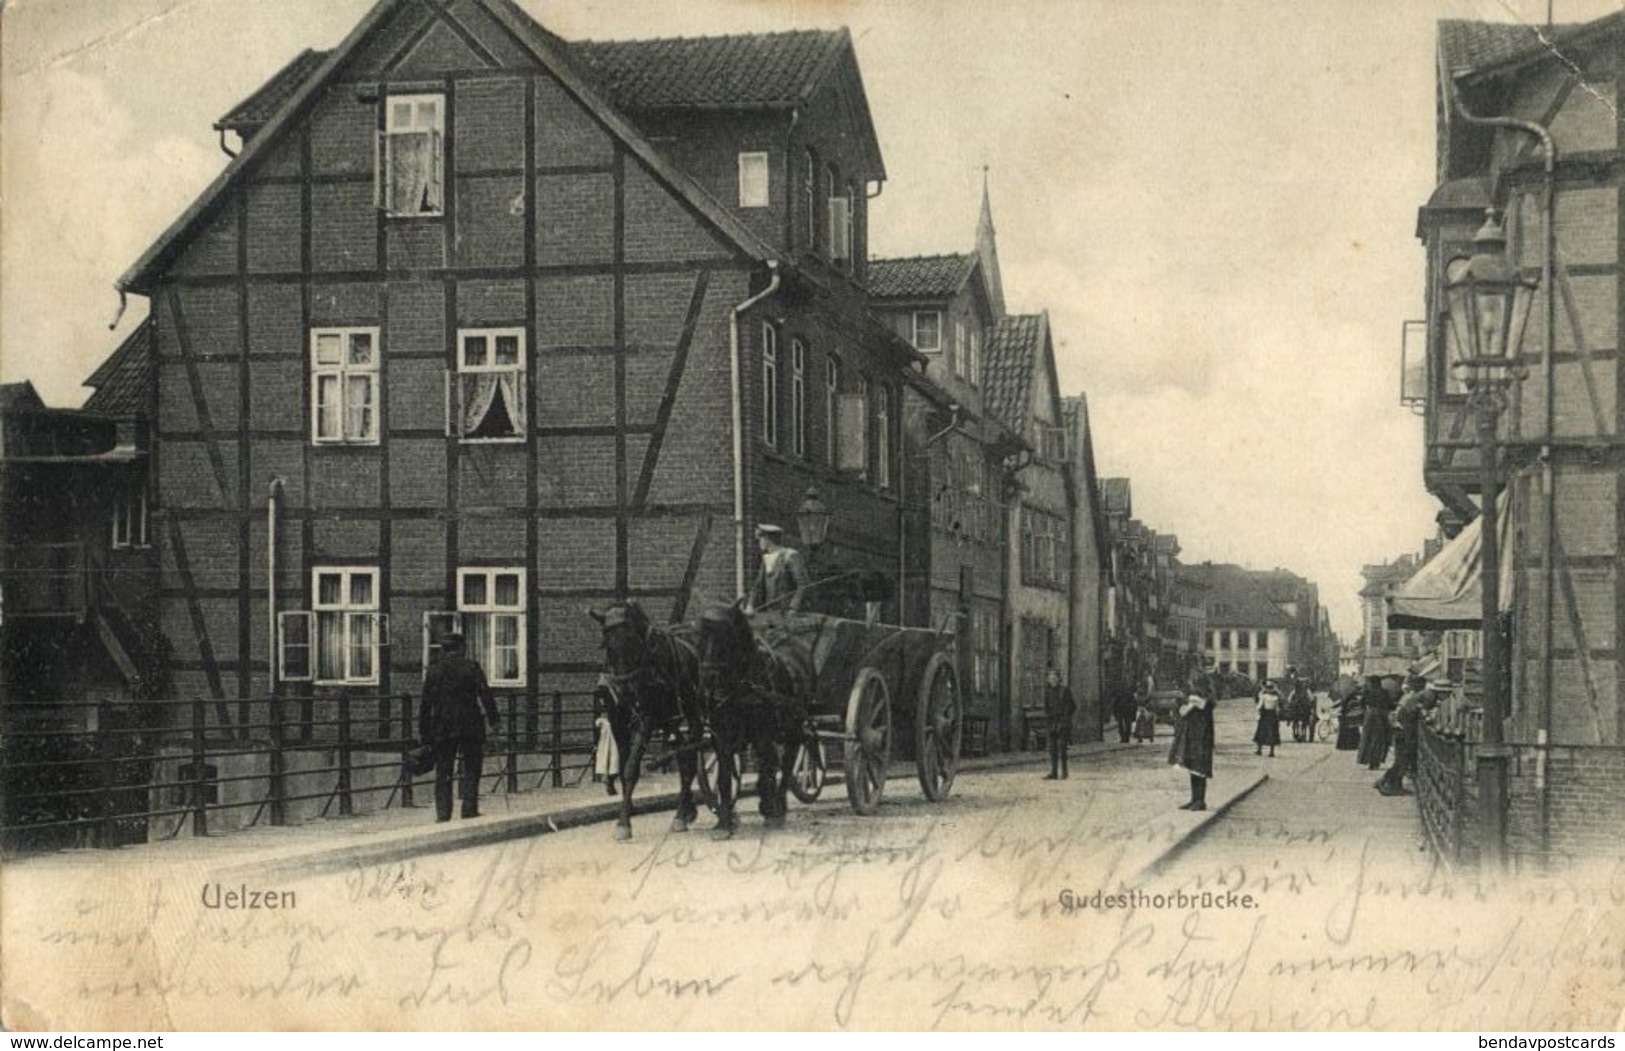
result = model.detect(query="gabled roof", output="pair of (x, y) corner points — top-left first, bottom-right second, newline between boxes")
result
(0, 381), (44, 415)
(567, 29), (883, 177)
(1439, 14), (1617, 82)
(568, 30), (844, 110)
(982, 313), (1045, 430)
(121, 0), (784, 293)
(1183, 563), (1297, 629)
(867, 254), (977, 300)
(83, 325), (153, 418)
(1061, 394), (1111, 564)
(215, 48), (329, 133)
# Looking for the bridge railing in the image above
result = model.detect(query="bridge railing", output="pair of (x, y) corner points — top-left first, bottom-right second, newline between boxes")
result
(0, 689), (597, 854)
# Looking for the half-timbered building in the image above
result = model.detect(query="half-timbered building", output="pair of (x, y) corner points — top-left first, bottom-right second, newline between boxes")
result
(1408, 11), (1623, 863)
(871, 192), (1025, 750)
(95, 0), (915, 800)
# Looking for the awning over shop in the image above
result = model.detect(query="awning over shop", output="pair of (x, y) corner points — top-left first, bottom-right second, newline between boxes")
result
(1386, 491), (1514, 630)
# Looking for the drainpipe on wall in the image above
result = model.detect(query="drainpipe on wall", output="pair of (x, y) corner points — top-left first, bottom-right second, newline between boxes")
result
(729, 263), (782, 597)
(267, 477), (285, 691)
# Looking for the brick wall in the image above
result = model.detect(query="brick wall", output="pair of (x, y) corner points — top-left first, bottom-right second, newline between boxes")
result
(1418, 723), (1625, 869)
(143, 1), (783, 729)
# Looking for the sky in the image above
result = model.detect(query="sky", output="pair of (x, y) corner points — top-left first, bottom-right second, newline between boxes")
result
(2, 0), (1620, 640)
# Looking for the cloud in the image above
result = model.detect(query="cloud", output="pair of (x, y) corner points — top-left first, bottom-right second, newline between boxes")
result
(1, 67), (223, 403)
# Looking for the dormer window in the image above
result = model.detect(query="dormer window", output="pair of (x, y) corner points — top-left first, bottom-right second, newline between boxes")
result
(912, 311), (941, 353)
(378, 94), (444, 217)
(738, 152), (769, 208)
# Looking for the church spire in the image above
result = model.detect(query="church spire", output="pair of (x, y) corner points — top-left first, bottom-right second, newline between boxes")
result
(976, 167), (1006, 318)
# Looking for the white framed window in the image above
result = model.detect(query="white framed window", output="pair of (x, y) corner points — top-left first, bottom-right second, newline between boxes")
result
(954, 321), (967, 378)
(791, 339), (807, 457)
(762, 323), (779, 447)
(912, 311), (941, 353)
(828, 167), (851, 264)
(451, 328), (526, 441)
(311, 328), (379, 445)
(825, 354), (840, 464)
(968, 329), (980, 386)
(457, 568), (526, 686)
(377, 93), (444, 217)
(738, 151), (769, 208)
(111, 483), (148, 549)
(875, 383), (891, 489)
(838, 375), (868, 474)
(281, 567), (385, 685)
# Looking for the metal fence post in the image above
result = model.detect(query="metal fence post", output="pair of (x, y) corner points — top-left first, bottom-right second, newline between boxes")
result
(400, 692), (415, 808)
(191, 697), (208, 838)
(269, 691), (287, 826)
(337, 691), (353, 817)
(551, 691), (563, 788)
(505, 694), (519, 792)
(95, 705), (115, 848)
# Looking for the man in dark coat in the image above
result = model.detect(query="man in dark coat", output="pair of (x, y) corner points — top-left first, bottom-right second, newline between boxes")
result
(1042, 667), (1076, 780)
(1111, 678), (1138, 744)
(418, 633), (500, 821)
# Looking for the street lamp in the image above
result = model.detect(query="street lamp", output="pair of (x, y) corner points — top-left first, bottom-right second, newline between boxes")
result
(1443, 208), (1535, 872)
(795, 486), (831, 550)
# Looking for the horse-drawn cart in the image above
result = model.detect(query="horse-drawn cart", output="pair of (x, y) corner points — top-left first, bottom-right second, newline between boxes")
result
(747, 611), (963, 815)
(592, 599), (962, 839)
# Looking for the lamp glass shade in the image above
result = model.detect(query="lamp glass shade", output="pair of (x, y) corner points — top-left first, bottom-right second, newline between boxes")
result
(796, 488), (831, 548)
(1443, 251), (1536, 385)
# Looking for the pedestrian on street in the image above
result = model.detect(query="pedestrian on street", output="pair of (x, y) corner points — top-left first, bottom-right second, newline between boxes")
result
(1253, 681), (1281, 757)
(1042, 667), (1076, 780)
(592, 677), (621, 797)
(418, 632), (500, 822)
(1358, 676), (1398, 771)
(1169, 678), (1215, 811)
(1377, 675), (1426, 795)
(1111, 679), (1137, 744)
(1132, 697), (1156, 742)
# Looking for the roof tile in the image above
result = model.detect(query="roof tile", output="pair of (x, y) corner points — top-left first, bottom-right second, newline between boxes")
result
(216, 48), (329, 131)
(866, 254), (974, 300)
(567, 30), (844, 110)
(982, 314), (1042, 428)
(82, 326), (152, 418)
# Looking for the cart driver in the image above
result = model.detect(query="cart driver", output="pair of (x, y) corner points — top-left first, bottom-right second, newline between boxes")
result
(745, 523), (809, 614)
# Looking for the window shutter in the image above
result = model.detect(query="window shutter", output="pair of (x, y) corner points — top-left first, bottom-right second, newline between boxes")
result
(836, 392), (866, 472)
(444, 369), (455, 438)
(428, 129), (445, 212)
(374, 131), (387, 211)
(278, 611), (314, 683)
(422, 611), (460, 674)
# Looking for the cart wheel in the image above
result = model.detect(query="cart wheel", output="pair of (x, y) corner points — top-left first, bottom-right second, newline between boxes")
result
(915, 651), (961, 802)
(789, 733), (826, 803)
(844, 668), (891, 815)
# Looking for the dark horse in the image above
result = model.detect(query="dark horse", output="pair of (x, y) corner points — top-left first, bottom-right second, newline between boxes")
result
(589, 601), (706, 841)
(694, 603), (810, 838)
